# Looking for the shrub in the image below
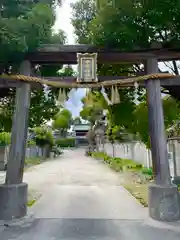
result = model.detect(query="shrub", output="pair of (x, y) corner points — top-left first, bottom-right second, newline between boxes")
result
(92, 151), (106, 159)
(0, 132), (11, 146)
(141, 167), (153, 176)
(25, 157), (41, 166)
(104, 154), (111, 163)
(91, 151), (143, 173)
(110, 159), (123, 172)
(32, 127), (54, 147)
(113, 157), (121, 164)
(120, 159), (143, 170)
(27, 139), (36, 147)
(56, 138), (76, 148)
(85, 151), (92, 156)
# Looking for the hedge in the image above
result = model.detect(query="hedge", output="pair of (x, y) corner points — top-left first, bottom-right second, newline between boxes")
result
(56, 138), (76, 148)
(91, 151), (143, 172)
(0, 132), (11, 146)
(32, 127), (54, 147)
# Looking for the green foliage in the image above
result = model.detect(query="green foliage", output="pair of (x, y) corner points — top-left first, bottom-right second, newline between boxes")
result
(0, 132), (11, 146)
(91, 151), (143, 172)
(96, 94), (180, 148)
(60, 109), (72, 120)
(91, 151), (106, 159)
(27, 199), (37, 207)
(90, 0), (180, 49)
(29, 88), (59, 128)
(0, 1), (65, 68)
(53, 115), (69, 129)
(27, 139), (36, 147)
(0, 3), (53, 67)
(80, 91), (104, 125)
(163, 96), (180, 127)
(58, 66), (75, 77)
(71, 0), (96, 44)
(106, 123), (133, 144)
(0, 87), (59, 132)
(141, 167), (153, 176)
(0, 0), (67, 131)
(56, 138), (76, 148)
(32, 127), (54, 147)
(53, 109), (72, 132)
(71, 0), (180, 148)
(132, 96), (180, 148)
(132, 101), (150, 147)
(106, 126), (115, 143)
(25, 157), (41, 166)
(0, 92), (15, 132)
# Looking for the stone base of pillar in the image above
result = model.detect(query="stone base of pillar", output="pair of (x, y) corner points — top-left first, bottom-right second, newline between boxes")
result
(0, 183), (27, 220)
(148, 184), (180, 222)
(172, 176), (180, 185)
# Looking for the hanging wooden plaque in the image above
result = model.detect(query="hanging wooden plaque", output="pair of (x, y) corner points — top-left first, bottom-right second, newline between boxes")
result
(77, 53), (98, 83)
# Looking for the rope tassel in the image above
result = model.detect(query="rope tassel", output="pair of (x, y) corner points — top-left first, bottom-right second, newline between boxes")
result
(58, 88), (66, 104)
(111, 86), (115, 104)
(111, 85), (120, 105)
(114, 85), (120, 104)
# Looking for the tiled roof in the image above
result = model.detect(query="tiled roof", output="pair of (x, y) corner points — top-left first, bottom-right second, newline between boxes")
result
(73, 124), (91, 131)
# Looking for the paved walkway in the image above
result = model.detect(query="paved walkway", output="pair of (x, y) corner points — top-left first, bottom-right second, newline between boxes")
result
(0, 149), (180, 239)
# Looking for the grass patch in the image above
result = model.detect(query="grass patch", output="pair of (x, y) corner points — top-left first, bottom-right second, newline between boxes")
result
(27, 199), (36, 207)
(122, 172), (149, 207)
(91, 151), (152, 207)
(91, 151), (143, 172)
(4, 157), (43, 171)
(25, 157), (42, 167)
(27, 191), (41, 207)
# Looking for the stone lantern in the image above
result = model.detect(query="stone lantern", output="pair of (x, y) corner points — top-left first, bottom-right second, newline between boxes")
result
(93, 122), (106, 152)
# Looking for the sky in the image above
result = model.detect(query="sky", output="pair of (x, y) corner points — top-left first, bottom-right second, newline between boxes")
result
(54, 0), (85, 117)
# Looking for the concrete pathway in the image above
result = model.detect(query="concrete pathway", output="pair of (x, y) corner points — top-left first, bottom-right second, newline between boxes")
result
(0, 149), (180, 239)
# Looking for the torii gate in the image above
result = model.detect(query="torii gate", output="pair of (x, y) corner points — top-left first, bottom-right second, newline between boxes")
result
(0, 45), (180, 222)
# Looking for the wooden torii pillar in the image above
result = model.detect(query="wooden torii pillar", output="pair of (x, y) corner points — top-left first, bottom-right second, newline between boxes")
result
(0, 61), (31, 220)
(145, 58), (180, 221)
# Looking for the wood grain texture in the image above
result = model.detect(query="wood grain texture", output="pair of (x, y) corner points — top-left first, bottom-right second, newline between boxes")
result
(24, 45), (180, 64)
(5, 61), (31, 184)
(145, 58), (171, 185)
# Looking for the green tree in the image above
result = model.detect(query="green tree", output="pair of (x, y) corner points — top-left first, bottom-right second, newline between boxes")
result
(0, 64), (75, 131)
(0, 0), (66, 74)
(52, 108), (72, 137)
(32, 126), (54, 147)
(80, 91), (105, 125)
(131, 96), (180, 148)
(60, 109), (72, 120)
(71, 0), (142, 131)
(71, 0), (180, 148)
(53, 115), (70, 130)
(71, 0), (96, 44)
(0, 0), (68, 131)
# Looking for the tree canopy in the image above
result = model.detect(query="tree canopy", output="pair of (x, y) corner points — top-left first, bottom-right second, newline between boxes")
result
(0, 0), (69, 131)
(80, 90), (105, 125)
(52, 108), (73, 137)
(71, 0), (180, 148)
(0, 1), (66, 73)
